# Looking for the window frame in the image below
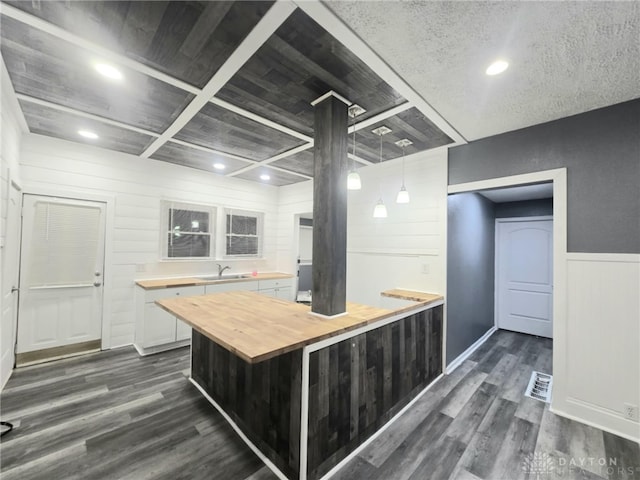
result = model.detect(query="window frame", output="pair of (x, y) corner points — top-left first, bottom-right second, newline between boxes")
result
(160, 200), (216, 261)
(223, 208), (264, 258)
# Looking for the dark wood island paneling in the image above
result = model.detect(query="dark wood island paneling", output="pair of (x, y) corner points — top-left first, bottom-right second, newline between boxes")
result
(306, 306), (443, 480)
(192, 332), (303, 479)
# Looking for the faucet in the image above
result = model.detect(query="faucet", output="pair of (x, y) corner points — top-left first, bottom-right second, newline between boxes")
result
(217, 264), (231, 278)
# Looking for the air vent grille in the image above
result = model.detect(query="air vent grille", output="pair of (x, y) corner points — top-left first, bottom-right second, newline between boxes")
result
(525, 371), (553, 403)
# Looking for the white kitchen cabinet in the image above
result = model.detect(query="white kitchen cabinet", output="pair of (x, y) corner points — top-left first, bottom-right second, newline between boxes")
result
(135, 285), (204, 355)
(135, 276), (295, 356)
(258, 278), (294, 301)
(143, 303), (177, 348)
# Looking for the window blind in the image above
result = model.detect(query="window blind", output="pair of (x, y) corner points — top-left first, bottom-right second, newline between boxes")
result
(28, 202), (101, 287)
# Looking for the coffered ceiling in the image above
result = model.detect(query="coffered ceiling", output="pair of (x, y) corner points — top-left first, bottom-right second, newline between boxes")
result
(2, 1), (637, 186)
(0, 0), (459, 186)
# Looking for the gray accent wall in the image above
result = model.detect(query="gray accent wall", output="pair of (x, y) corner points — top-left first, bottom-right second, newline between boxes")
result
(447, 193), (496, 363)
(494, 198), (553, 218)
(449, 99), (640, 254)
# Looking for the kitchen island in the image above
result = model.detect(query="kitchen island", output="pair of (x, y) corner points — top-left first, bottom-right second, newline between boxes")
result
(158, 289), (444, 480)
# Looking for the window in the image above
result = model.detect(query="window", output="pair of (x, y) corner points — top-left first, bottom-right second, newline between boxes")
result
(162, 201), (215, 259)
(225, 209), (263, 257)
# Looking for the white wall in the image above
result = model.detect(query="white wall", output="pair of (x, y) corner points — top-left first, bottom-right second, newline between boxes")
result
(552, 253), (640, 442)
(276, 148), (448, 306)
(346, 148), (448, 307)
(20, 134), (281, 348)
(0, 58), (26, 389)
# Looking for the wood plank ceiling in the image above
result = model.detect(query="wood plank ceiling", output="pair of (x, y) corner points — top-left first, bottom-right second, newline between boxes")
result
(0, 1), (457, 186)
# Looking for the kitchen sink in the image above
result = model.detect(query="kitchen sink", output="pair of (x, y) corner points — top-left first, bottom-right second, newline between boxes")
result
(196, 274), (251, 281)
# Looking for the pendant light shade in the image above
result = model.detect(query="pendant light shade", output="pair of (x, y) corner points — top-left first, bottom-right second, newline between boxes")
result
(347, 171), (362, 190)
(395, 139), (412, 204)
(373, 199), (388, 218)
(347, 105), (365, 190)
(396, 186), (410, 204)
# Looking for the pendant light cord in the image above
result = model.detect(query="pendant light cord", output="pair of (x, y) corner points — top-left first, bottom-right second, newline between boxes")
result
(401, 145), (406, 187)
(352, 115), (356, 171)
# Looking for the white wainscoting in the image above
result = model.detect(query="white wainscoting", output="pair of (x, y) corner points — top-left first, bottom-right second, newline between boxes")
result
(551, 253), (640, 442)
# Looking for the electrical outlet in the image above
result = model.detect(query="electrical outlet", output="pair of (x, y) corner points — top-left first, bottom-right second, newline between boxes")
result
(624, 403), (639, 421)
(421, 264), (429, 274)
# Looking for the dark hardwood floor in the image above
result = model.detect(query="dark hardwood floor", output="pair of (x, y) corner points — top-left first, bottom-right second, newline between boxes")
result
(1, 330), (638, 480)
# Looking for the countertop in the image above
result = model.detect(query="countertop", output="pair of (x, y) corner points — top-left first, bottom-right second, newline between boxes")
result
(135, 272), (293, 290)
(157, 290), (443, 364)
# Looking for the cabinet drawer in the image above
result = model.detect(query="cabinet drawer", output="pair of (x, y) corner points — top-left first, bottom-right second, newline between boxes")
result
(258, 278), (293, 290)
(145, 285), (205, 303)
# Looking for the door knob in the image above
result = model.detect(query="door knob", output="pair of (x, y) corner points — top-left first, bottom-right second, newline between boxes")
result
(93, 282), (102, 287)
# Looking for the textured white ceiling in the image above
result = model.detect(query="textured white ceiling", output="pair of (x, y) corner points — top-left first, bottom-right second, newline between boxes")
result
(326, 1), (640, 141)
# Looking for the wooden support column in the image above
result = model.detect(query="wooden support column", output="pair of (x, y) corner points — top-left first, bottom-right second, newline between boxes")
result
(311, 92), (350, 317)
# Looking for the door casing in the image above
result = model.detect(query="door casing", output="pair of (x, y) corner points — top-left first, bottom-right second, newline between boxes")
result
(19, 185), (115, 350)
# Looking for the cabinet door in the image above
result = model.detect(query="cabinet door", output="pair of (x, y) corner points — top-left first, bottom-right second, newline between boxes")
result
(258, 288), (277, 298)
(175, 318), (191, 341)
(143, 303), (176, 348)
(276, 287), (293, 301)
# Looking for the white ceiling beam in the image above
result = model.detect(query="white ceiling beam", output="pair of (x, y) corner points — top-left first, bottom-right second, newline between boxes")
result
(0, 3), (201, 95)
(228, 143), (312, 177)
(210, 98), (313, 143)
(16, 94), (161, 138)
(348, 102), (412, 133)
(294, 0), (467, 145)
(167, 138), (256, 164)
(140, 1), (297, 159)
(266, 164), (313, 180)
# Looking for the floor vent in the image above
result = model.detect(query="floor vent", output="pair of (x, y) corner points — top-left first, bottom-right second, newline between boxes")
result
(525, 371), (553, 403)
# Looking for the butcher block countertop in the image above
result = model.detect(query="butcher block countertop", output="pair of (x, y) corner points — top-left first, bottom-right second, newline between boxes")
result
(135, 272), (293, 290)
(157, 290), (444, 364)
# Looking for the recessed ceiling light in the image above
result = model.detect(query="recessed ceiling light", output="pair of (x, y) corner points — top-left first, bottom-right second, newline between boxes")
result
(260, 174), (271, 181)
(213, 163), (226, 170)
(486, 60), (509, 76)
(78, 129), (99, 139)
(94, 63), (123, 80)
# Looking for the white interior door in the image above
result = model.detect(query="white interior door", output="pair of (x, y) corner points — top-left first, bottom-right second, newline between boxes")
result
(496, 218), (553, 338)
(17, 195), (106, 354)
(1, 181), (22, 386)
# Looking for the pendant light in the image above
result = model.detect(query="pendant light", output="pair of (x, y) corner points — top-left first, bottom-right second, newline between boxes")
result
(371, 126), (392, 218)
(347, 105), (365, 190)
(395, 139), (412, 204)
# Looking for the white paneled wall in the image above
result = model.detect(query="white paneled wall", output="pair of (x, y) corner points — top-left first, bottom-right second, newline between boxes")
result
(346, 149), (448, 306)
(20, 134), (280, 347)
(553, 253), (640, 442)
(276, 148), (448, 306)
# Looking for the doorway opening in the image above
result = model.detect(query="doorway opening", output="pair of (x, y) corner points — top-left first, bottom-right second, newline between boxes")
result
(296, 213), (313, 304)
(445, 168), (567, 413)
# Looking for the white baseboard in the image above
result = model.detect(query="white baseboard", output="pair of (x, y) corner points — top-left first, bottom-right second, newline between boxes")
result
(321, 373), (444, 479)
(445, 326), (497, 374)
(0, 363), (13, 392)
(551, 398), (640, 444)
(190, 378), (289, 480)
(133, 340), (190, 356)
